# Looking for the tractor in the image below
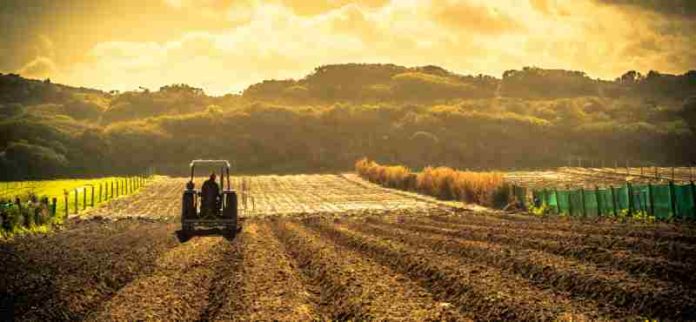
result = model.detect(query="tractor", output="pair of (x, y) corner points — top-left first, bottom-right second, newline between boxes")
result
(181, 160), (238, 236)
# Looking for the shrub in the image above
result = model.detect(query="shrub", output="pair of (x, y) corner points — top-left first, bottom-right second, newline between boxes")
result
(355, 158), (507, 207)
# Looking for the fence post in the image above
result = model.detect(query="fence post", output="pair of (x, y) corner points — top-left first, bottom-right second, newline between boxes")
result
(51, 197), (57, 217)
(669, 181), (677, 219)
(74, 189), (78, 214)
(64, 190), (69, 218)
(610, 185), (617, 217)
(111, 181), (114, 199)
(648, 183), (655, 217)
(554, 188), (560, 214)
(82, 188), (87, 210)
(90, 186), (95, 207)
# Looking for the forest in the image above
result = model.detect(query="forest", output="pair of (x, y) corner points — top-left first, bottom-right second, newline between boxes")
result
(1, 64), (695, 180)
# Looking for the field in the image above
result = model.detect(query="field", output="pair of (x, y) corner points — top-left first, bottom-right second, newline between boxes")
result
(505, 166), (696, 189)
(0, 176), (145, 216)
(2, 174), (696, 320)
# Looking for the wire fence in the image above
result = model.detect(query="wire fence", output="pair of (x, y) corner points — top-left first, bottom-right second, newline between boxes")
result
(0, 175), (152, 235)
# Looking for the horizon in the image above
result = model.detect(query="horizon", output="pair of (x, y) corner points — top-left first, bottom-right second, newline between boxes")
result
(2, 0), (694, 95)
(5, 62), (694, 97)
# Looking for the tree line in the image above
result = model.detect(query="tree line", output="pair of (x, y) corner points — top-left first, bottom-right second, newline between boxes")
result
(1, 63), (694, 180)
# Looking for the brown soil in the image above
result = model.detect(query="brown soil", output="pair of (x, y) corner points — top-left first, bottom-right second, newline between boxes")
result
(2, 175), (695, 321)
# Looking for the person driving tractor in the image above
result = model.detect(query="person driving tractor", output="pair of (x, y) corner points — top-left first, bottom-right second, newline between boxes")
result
(201, 172), (220, 215)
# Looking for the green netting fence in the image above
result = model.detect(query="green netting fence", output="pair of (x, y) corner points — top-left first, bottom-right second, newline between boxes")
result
(529, 182), (696, 220)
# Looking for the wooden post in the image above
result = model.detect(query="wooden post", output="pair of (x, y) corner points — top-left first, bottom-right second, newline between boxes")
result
(626, 160), (630, 176)
(51, 197), (57, 217)
(111, 181), (114, 198)
(90, 186), (95, 207)
(74, 189), (78, 214)
(64, 190), (69, 218)
(669, 181), (677, 219)
(82, 188), (87, 210)
(98, 183), (102, 203)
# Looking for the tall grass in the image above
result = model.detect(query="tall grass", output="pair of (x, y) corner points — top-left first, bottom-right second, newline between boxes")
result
(356, 158), (509, 207)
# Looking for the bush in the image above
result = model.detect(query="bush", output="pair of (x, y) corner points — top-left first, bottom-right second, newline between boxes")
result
(355, 158), (507, 207)
(0, 195), (54, 235)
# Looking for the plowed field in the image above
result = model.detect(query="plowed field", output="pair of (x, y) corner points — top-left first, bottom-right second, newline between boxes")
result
(2, 175), (695, 321)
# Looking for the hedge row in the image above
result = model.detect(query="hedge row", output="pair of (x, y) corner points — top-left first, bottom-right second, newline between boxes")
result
(355, 158), (509, 208)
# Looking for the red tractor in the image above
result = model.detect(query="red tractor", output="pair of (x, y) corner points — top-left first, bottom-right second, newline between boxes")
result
(181, 160), (238, 236)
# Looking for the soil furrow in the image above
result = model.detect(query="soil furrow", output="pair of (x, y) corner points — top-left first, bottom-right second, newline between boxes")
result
(271, 220), (466, 321)
(354, 219), (696, 320)
(302, 218), (604, 321)
(1, 220), (179, 320)
(424, 214), (696, 264)
(89, 236), (239, 321)
(391, 216), (696, 286)
(429, 212), (696, 243)
(211, 221), (320, 321)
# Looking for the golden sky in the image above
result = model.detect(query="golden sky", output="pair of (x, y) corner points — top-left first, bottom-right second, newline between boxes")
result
(1, 0), (694, 95)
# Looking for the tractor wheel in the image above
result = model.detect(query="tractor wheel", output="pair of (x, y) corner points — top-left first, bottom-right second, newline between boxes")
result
(182, 224), (193, 234)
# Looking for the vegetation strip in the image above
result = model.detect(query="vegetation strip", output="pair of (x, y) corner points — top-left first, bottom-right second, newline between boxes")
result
(303, 218), (603, 321)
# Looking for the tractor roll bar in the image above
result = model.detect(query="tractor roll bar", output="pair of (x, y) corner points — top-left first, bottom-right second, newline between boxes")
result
(189, 160), (231, 191)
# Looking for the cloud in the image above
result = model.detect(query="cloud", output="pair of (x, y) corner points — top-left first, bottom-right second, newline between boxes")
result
(48, 0), (694, 95)
(19, 56), (56, 79)
(431, 0), (524, 35)
(596, 0), (696, 18)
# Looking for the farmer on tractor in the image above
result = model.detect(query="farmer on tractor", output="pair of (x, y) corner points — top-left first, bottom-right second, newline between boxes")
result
(201, 172), (220, 216)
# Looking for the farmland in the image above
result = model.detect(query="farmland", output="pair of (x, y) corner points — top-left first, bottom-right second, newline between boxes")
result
(2, 174), (695, 320)
(505, 166), (696, 189)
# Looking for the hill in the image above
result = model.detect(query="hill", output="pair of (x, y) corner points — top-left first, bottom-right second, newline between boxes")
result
(1, 64), (695, 179)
